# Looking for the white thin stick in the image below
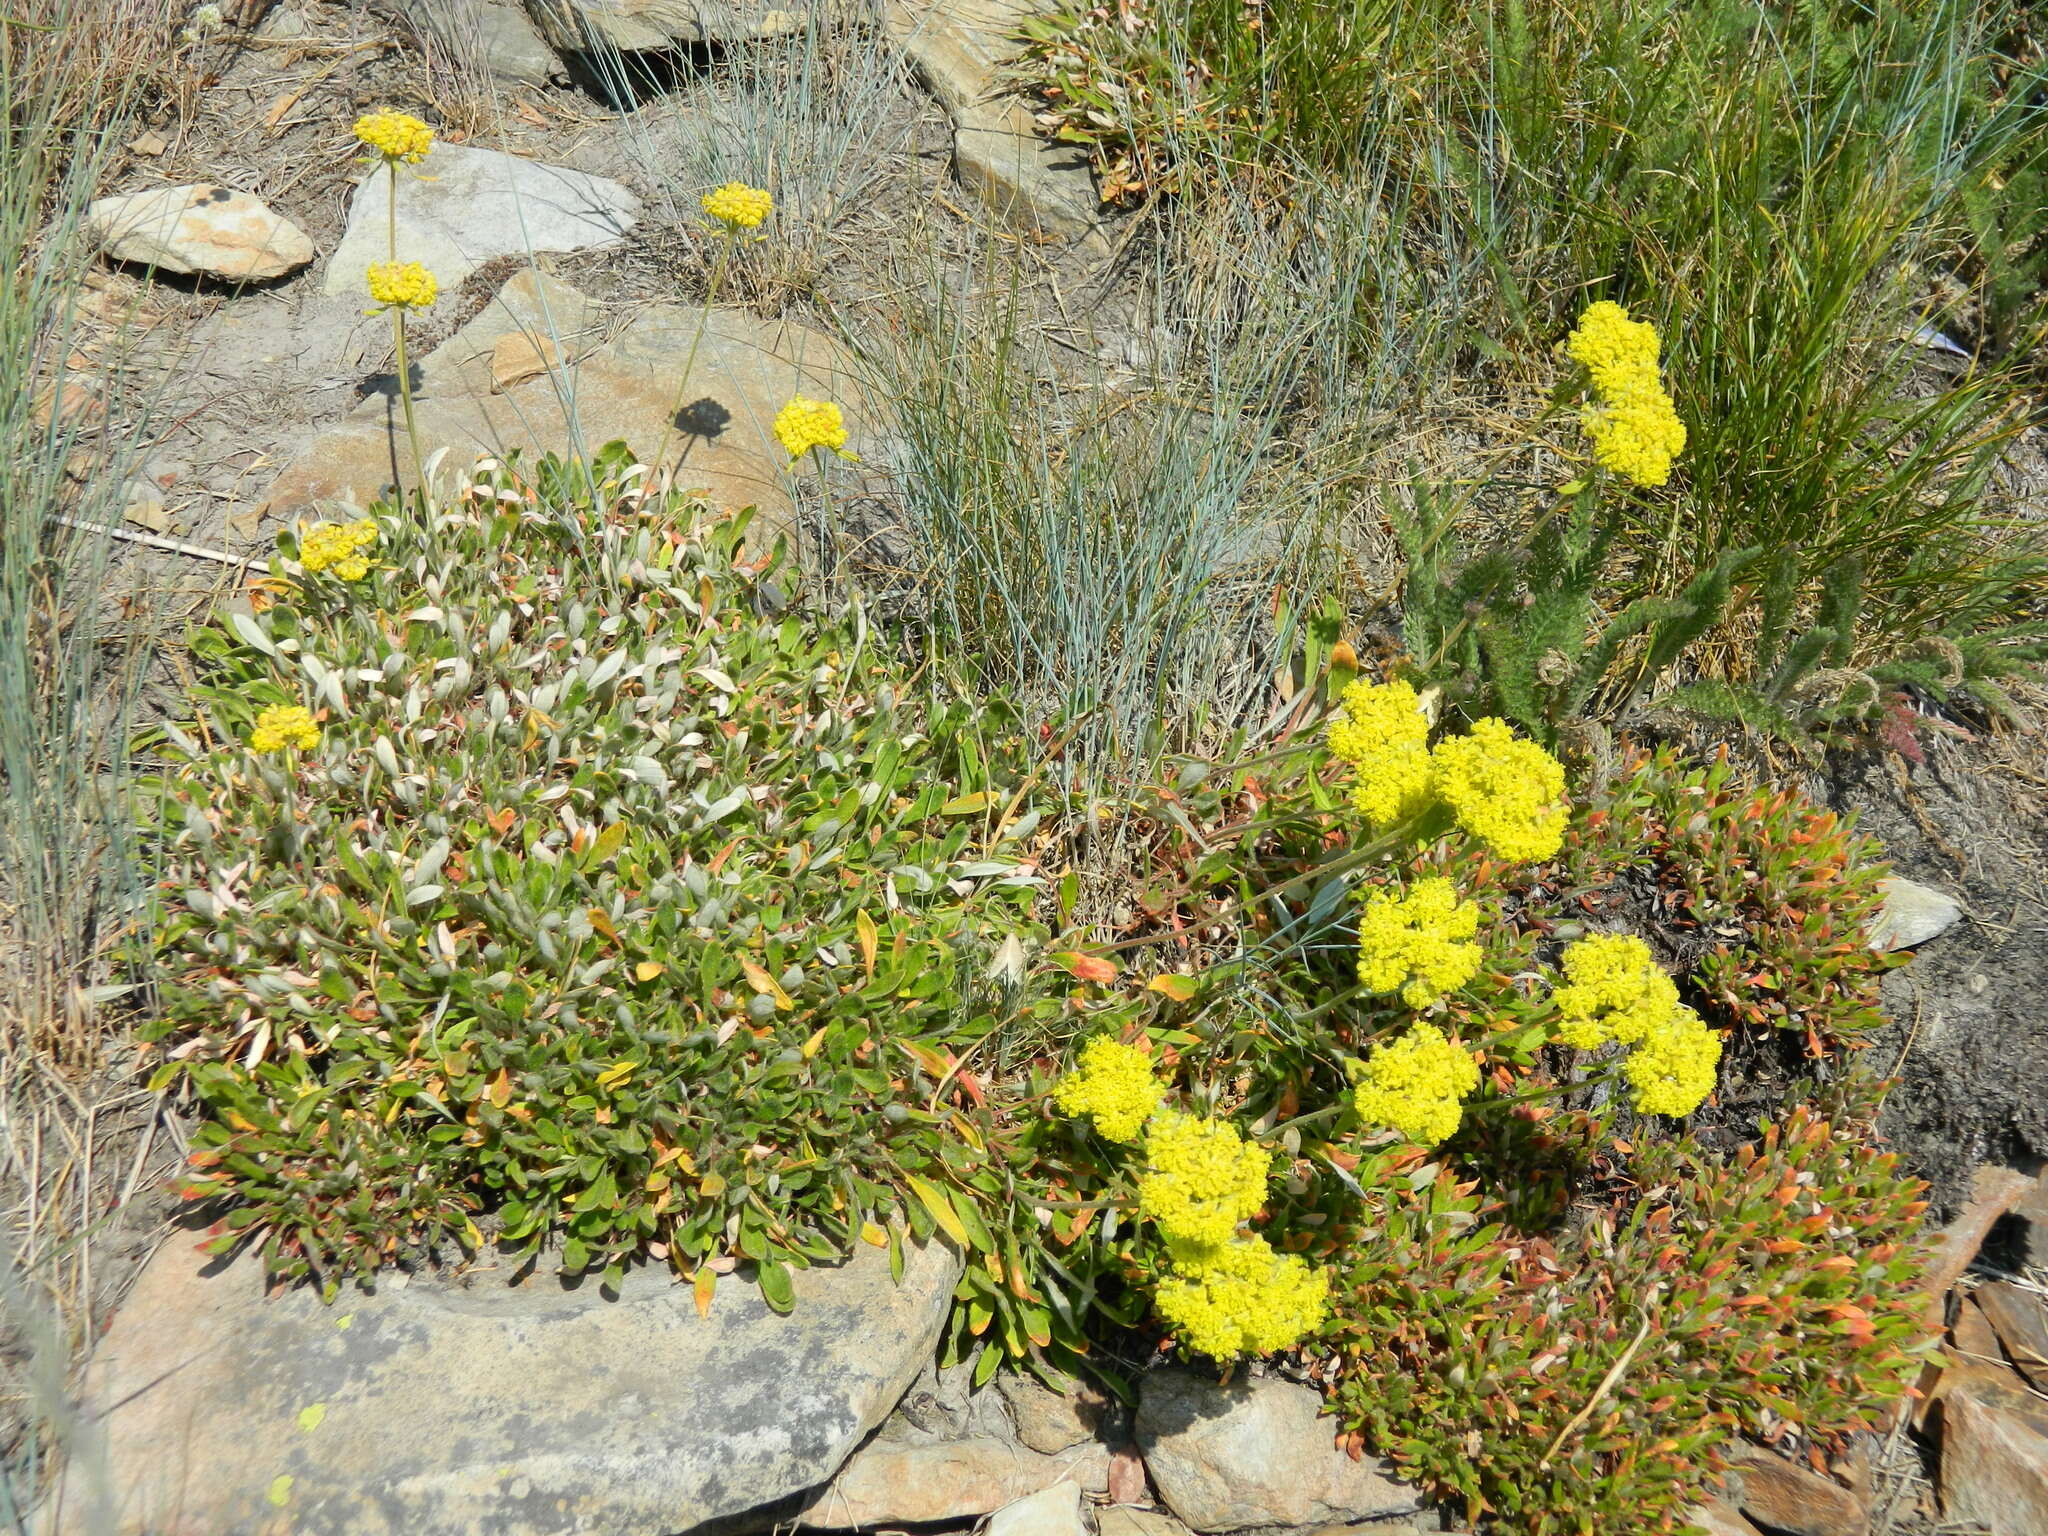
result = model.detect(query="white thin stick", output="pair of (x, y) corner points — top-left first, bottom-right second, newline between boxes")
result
(56, 515), (268, 572)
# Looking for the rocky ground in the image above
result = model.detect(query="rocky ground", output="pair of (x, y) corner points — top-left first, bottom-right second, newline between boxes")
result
(19, 1), (2048, 1534)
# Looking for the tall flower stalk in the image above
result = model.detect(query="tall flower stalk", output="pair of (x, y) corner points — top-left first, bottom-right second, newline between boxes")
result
(773, 394), (857, 578)
(657, 182), (773, 474)
(352, 111), (436, 497)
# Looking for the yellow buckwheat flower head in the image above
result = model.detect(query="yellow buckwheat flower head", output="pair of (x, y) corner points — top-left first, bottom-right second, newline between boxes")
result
(1327, 678), (1435, 830)
(773, 395), (855, 463)
(1429, 718), (1568, 863)
(297, 518), (380, 581)
(1349, 1023), (1480, 1146)
(1137, 1111), (1271, 1248)
(1355, 876), (1482, 1009)
(352, 110), (434, 164)
(1155, 1235), (1330, 1360)
(1551, 932), (1680, 1049)
(1565, 300), (1687, 489)
(701, 181), (773, 231)
(249, 704), (319, 754)
(1550, 932), (1720, 1118)
(1622, 1008), (1721, 1118)
(1053, 1035), (1162, 1143)
(366, 261), (437, 312)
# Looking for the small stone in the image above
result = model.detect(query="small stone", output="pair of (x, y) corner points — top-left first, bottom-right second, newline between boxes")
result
(1107, 1442), (1149, 1505)
(1940, 1384), (2048, 1536)
(799, 1436), (1108, 1527)
(1684, 1495), (1767, 1536)
(51, 1233), (958, 1536)
(1135, 1369), (1421, 1532)
(998, 1372), (1120, 1453)
(1096, 1508), (1191, 1536)
(1866, 876), (1965, 950)
(322, 145), (638, 295)
(987, 1481), (1089, 1536)
(89, 184), (313, 282)
(1722, 1443), (1866, 1536)
(1930, 1360), (2048, 1442)
(490, 330), (560, 391)
(1974, 1283), (2048, 1390)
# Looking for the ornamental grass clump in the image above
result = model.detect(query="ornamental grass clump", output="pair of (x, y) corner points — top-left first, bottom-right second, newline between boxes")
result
(142, 443), (1065, 1304)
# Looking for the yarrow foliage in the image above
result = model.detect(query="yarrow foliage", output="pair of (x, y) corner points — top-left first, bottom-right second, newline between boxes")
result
(297, 518), (379, 581)
(1355, 877), (1482, 1008)
(1053, 1035), (1162, 1142)
(352, 110), (434, 164)
(701, 181), (774, 231)
(1564, 300), (1687, 488)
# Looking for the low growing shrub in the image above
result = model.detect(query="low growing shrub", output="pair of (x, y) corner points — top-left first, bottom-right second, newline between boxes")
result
(143, 448), (1078, 1311)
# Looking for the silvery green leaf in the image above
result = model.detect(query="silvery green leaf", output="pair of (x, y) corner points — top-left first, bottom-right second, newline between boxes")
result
(373, 737), (401, 778)
(413, 838), (451, 885)
(406, 884), (444, 907)
(952, 861), (1016, 879)
(702, 788), (747, 822)
(998, 809), (1041, 842)
(229, 611), (278, 658)
(589, 650), (626, 690)
(626, 756), (670, 791)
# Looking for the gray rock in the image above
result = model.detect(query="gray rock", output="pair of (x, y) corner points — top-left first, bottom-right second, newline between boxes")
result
(1097, 1509), (1194, 1536)
(987, 1482), (1090, 1536)
(258, 268), (863, 539)
(474, 0), (563, 85)
(88, 184), (313, 282)
(322, 144), (638, 296)
(1940, 1383), (2048, 1536)
(1135, 1369), (1421, 1533)
(882, 0), (1109, 253)
(799, 1435), (1108, 1527)
(523, 0), (813, 52)
(1867, 876), (1966, 950)
(998, 1371), (1123, 1454)
(46, 1233), (958, 1536)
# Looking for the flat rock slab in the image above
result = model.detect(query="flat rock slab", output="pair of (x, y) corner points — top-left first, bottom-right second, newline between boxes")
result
(89, 184), (313, 282)
(1135, 1368), (1420, 1533)
(1941, 1385), (2048, 1536)
(322, 145), (639, 296)
(258, 268), (862, 533)
(48, 1233), (958, 1536)
(883, 0), (1108, 252)
(525, 0), (815, 50)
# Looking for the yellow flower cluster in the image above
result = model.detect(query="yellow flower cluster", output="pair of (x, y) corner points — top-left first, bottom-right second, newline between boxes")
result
(1137, 1111), (1272, 1247)
(1053, 1035), (1162, 1143)
(250, 704), (319, 754)
(1355, 877), (1481, 1008)
(701, 181), (774, 231)
(773, 395), (854, 463)
(352, 110), (434, 164)
(298, 518), (379, 581)
(1430, 718), (1568, 863)
(1551, 933), (1721, 1117)
(1155, 1234), (1330, 1359)
(366, 261), (437, 312)
(1349, 1023), (1480, 1146)
(1327, 684), (1568, 861)
(1326, 678), (1433, 829)
(1565, 300), (1687, 489)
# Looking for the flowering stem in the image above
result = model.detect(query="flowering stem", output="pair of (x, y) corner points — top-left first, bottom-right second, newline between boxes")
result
(655, 231), (736, 475)
(391, 307), (427, 507)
